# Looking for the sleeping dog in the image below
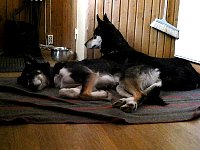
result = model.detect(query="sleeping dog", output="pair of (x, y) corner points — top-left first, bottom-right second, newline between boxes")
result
(54, 59), (166, 112)
(18, 57), (166, 112)
(54, 59), (119, 100)
(17, 56), (51, 91)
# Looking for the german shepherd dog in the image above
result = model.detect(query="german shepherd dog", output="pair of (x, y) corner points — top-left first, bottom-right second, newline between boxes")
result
(54, 60), (166, 112)
(85, 14), (200, 91)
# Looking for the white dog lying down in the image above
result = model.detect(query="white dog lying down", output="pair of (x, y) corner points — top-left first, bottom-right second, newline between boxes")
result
(53, 59), (166, 113)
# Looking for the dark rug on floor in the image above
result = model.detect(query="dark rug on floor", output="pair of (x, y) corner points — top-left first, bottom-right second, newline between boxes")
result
(1, 77), (200, 124)
(0, 56), (25, 72)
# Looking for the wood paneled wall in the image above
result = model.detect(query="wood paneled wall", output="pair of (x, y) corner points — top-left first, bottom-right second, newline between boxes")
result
(86, 0), (180, 59)
(0, 0), (76, 51)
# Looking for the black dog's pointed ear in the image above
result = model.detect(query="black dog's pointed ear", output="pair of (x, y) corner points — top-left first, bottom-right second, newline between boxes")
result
(97, 14), (104, 25)
(103, 13), (110, 23)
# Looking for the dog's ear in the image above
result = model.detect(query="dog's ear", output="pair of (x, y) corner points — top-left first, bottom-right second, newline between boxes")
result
(97, 14), (104, 25)
(103, 13), (110, 23)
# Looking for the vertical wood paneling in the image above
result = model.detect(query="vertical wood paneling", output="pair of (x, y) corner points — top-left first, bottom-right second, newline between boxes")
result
(149, 0), (160, 56)
(119, 0), (129, 38)
(126, 0), (137, 47)
(95, 0), (104, 24)
(141, 0), (153, 55)
(71, 0), (77, 52)
(45, 0), (51, 36)
(104, 0), (112, 19)
(18, 1), (26, 21)
(148, 0), (160, 57)
(86, 0), (96, 59)
(51, 0), (57, 45)
(134, 0), (145, 52)
(87, 0), (179, 59)
(6, 0), (13, 20)
(0, 0), (76, 52)
(64, 0), (71, 47)
(156, 0), (165, 57)
(94, 0), (104, 58)
(12, 0), (19, 20)
(111, 0), (120, 28)
(39, 1), (45, 44)
(0, 0), (7, 48)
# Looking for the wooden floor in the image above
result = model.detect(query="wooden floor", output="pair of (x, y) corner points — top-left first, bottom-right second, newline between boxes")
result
(1, 121), (200, 150)
(1, 50), (200, 150)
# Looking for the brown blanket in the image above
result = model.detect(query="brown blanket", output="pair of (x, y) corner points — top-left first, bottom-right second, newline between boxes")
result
(1, 77), (200, 124)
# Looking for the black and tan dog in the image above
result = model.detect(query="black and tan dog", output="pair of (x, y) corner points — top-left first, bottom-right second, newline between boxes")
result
(85, 14), (200, 91)
(54, 60), (166, 112)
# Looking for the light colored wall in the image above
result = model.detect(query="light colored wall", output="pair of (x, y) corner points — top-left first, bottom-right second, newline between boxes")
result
(175, 0), (200, 64)
(76, 0), (88, 60)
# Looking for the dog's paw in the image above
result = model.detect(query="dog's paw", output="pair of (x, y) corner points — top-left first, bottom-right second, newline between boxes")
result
(59, 88), (80, 98)
(112, 99), (126, 108)
(120, 101), (137, 113)
(120, 104), (134, 113)
(114, 97), (138, 113)
(80, 90), (111, 101)
(154, 80), (162, 87)
(91, 90), (108, 98)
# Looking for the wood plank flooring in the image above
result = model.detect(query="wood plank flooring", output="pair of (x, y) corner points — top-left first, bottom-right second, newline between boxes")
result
(1, 50), (200, 150)
(1, 121), (200, 150)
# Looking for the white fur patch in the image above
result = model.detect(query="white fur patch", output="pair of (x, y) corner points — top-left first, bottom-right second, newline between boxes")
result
(33, 76), (42, 86)
(33, 74), (49, 90)
(96, 74), (116, 88)
(85, 35), (102, 49)
(90, 90), (108, 97)
(139, 68), (161, 90)
(59, 68), (71, 77)
(59, 87), (81, 98)
(143, 80), (162, 95)
(54, 74), (62, 88)
(54, 68), (78, 88)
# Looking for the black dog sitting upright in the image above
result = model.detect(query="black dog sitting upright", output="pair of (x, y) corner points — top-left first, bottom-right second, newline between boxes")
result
(85, 14), (200, 91)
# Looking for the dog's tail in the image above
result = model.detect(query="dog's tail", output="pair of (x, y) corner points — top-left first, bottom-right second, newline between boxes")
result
(143, 87), (167, 106)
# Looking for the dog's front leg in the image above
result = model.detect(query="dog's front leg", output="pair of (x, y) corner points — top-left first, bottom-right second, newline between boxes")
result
(121, 90), (143, 112)
(116, 84), (132, 97)
(113, 79), (143, 112)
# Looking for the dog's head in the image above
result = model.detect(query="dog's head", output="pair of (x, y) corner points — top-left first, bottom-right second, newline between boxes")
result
(17, 60), (50, 91)
(85, 14), (129, 55)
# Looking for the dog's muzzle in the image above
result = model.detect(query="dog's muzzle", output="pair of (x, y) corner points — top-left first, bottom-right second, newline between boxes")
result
(85, 35), (102, 49)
